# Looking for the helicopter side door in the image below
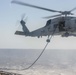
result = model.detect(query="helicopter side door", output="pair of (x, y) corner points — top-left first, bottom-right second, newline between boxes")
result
(58, 21), (65, 31)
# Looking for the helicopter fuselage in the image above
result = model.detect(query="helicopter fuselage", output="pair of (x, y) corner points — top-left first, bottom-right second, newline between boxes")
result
(28, 16), (76, 37)
(15, 16), (76, 37)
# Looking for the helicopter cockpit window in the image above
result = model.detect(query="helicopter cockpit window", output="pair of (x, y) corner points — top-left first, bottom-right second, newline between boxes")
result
(45, 19), (51, 27)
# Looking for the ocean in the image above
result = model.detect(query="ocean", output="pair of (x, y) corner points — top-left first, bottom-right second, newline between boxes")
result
(0, 49), (76, 75)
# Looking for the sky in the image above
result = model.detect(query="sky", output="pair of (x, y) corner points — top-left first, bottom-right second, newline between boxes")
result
(0, 0), (76, 49)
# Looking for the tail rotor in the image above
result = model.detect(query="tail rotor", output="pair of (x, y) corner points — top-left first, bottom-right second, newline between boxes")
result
(16, 13), (27, 30)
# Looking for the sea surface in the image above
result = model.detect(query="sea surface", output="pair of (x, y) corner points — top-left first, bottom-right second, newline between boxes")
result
(0, 49), (76, 75)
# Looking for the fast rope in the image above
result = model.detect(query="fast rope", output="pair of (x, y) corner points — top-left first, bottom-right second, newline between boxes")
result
(22, 26), (57, 70)
(0, 26), (57, 71)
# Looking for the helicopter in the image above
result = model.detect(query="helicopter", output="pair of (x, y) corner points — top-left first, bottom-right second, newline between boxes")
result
(12, 0), (76, 39)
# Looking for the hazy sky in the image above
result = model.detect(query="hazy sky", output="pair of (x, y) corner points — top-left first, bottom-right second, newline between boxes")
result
(0, 0), (76, 49)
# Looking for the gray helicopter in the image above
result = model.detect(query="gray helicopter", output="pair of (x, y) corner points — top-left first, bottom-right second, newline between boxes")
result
(12, 0), (76, 38)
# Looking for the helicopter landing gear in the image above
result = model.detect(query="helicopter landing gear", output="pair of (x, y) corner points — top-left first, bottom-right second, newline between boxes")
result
(65, 32), (69, 36)
(62, 32), (69, 37)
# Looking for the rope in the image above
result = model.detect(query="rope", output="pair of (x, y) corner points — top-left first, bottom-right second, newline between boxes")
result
(21, 26), (57, 70)
(0, 26), (57, 71)
(22, 42), (49, 70)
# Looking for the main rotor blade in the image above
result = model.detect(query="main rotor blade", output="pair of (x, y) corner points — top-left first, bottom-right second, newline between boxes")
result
(12, 0), (62, 13)
(70, 7), (76, 12)
(43, 14), (62, 19)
